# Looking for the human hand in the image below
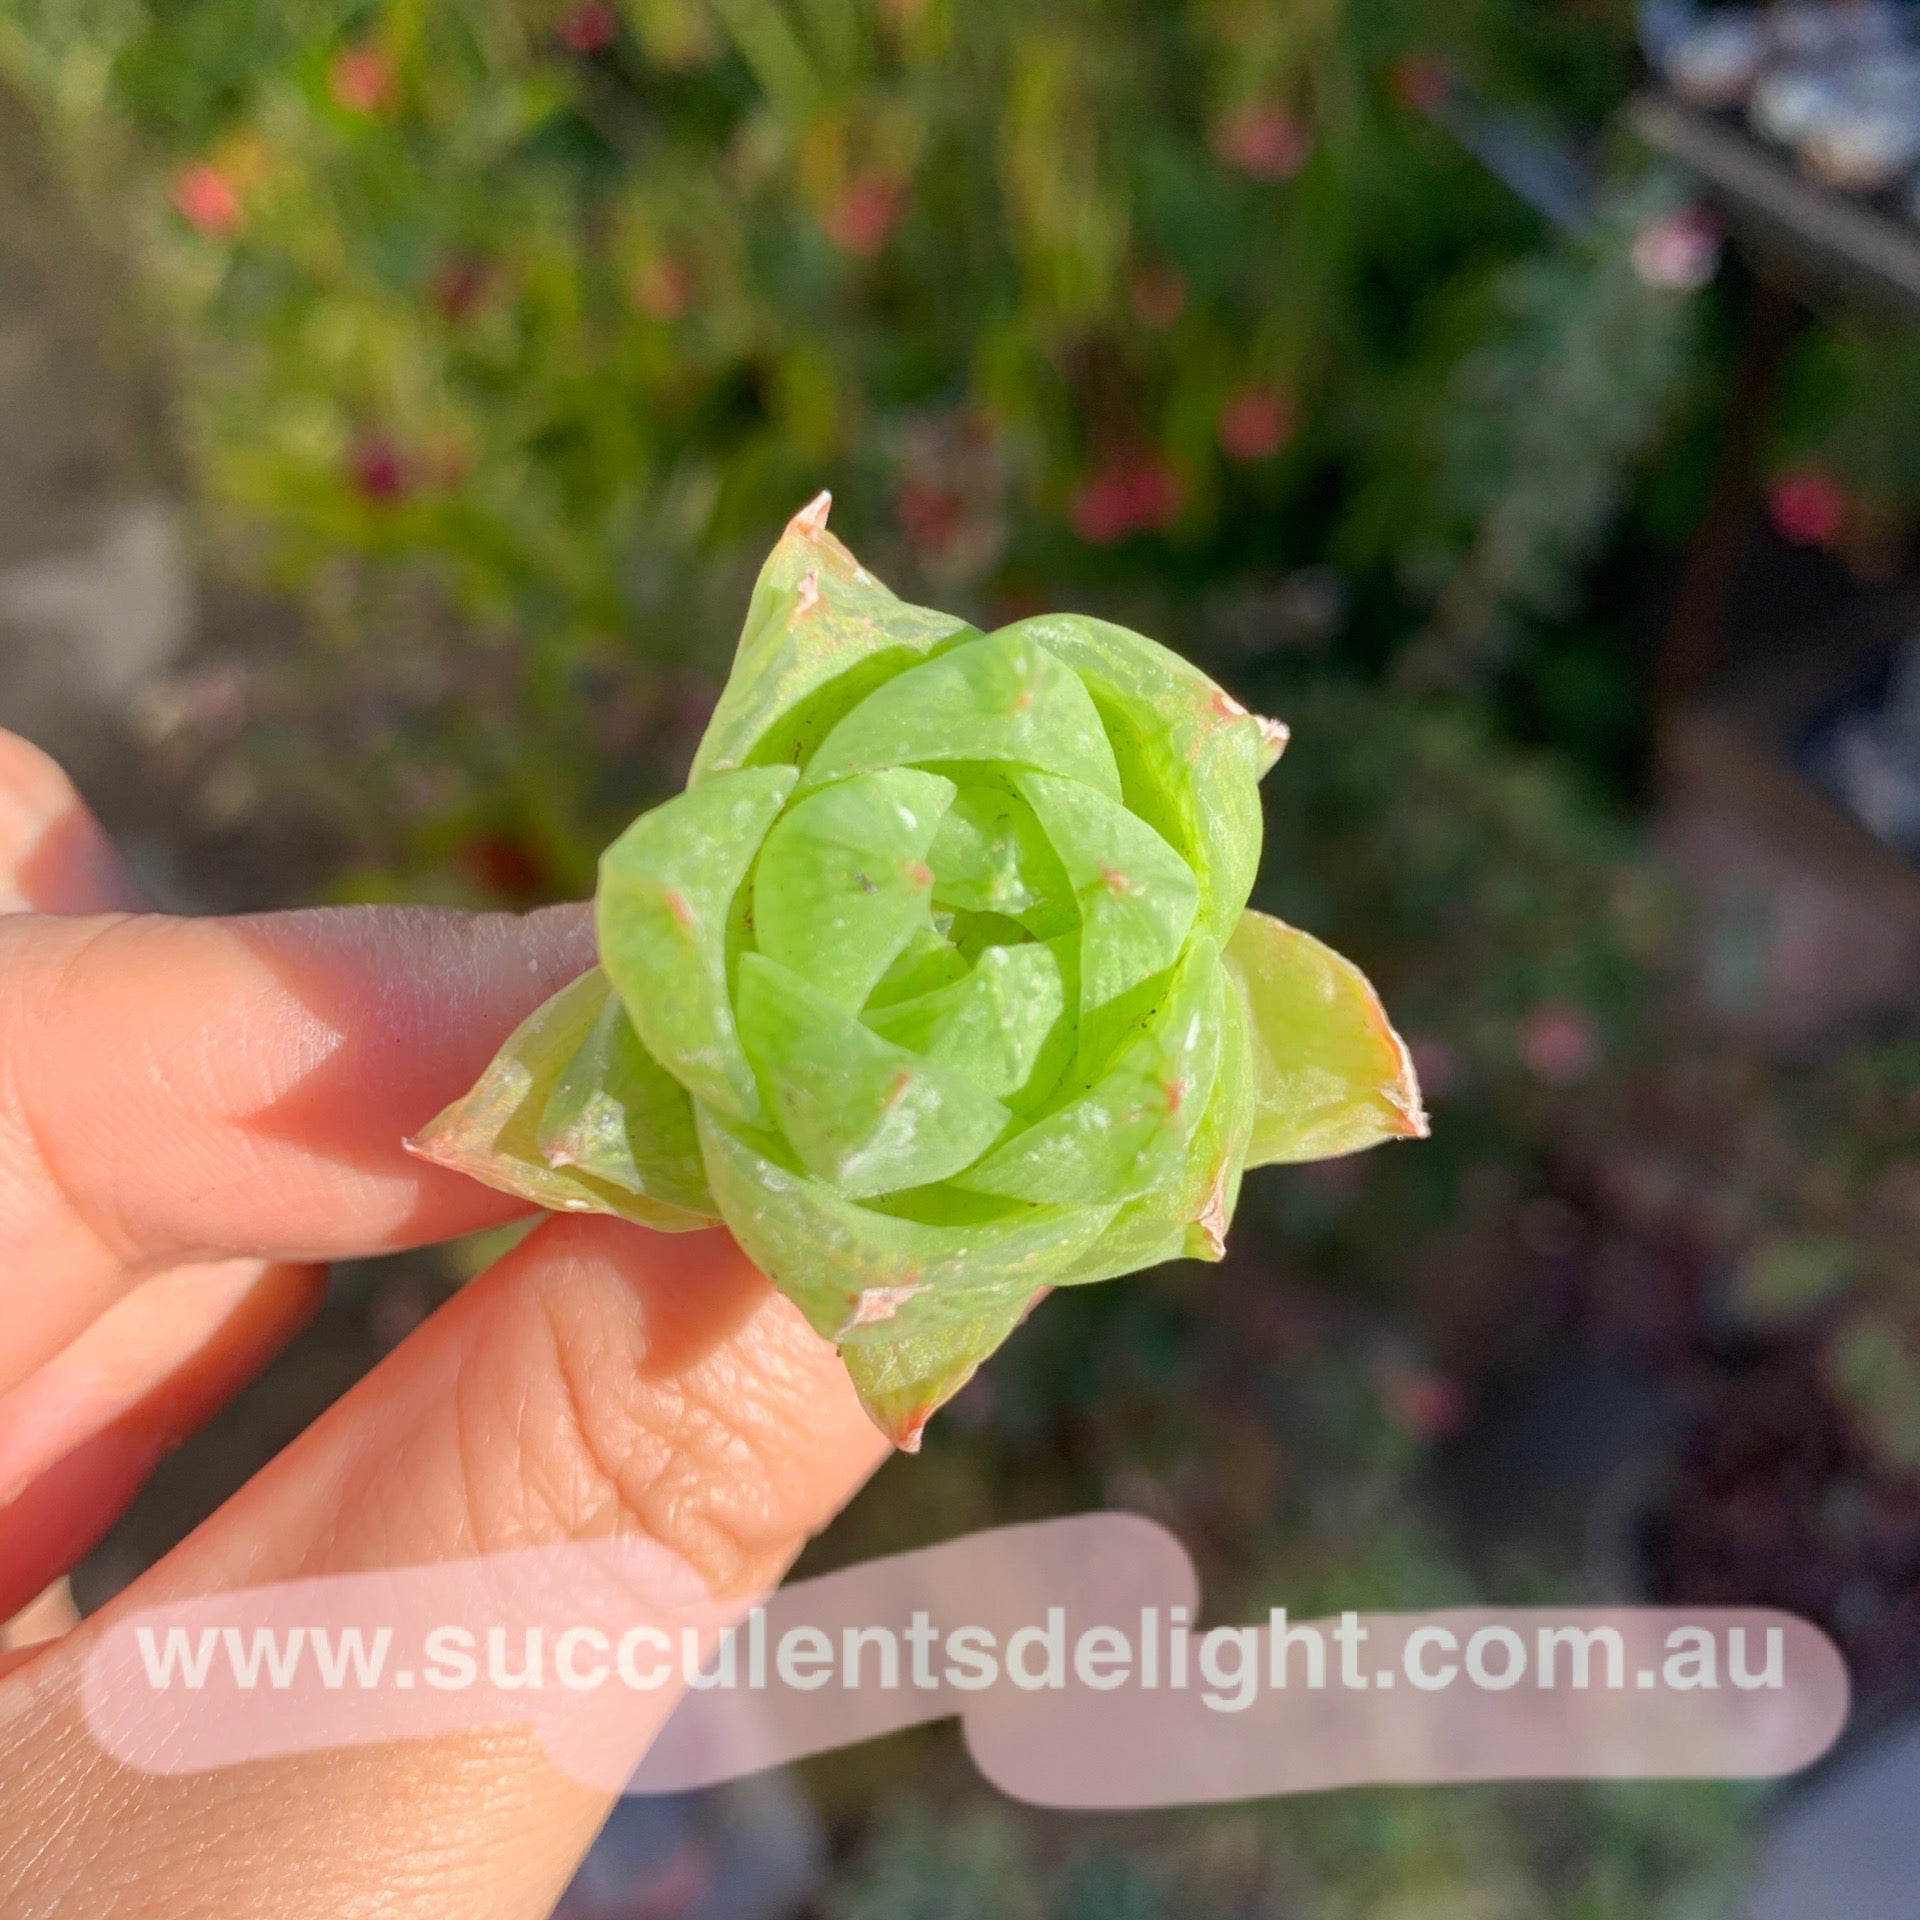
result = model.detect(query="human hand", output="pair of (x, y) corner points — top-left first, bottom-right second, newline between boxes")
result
(0, 729), (888, 1917)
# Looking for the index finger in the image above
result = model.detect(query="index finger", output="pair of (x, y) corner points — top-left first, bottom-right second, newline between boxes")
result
(0, 903), (595, 1389)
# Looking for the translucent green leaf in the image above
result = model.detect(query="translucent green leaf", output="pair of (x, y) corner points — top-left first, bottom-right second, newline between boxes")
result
(952, 936), (1224, 1206)
(1069, 957), (1171, 1093)
(926, 784), (1076, 936)
(696, 1105), (1114, 1366)
(841, 1293), (1044, 1451)
(1006, 935), (1083, 1117)
(1226, 909), (1427, 1166)
(1015, 770), (1198, 1016)
(597, 764), (797, 1127)
(1054, 976), (1256, 1283)
(735, 953), (1009, 1198)
(408, 969), (714, 1233)
(690, 493), (977, 783)
(535, 984), (713, 1218)
(799, 628), (1123, 800)
(865, 941), (1067, 1102)
(865, 924), (970, 1009)
(950, 909), (1031, 963)
(996, 613), (1281, 944)
(752, 767), (955, 1011)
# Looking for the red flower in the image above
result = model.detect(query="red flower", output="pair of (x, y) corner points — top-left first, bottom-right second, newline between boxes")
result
(1768, 468), (1848, 549)
(895, 479), (965, 555)
(1216, 385), (1296, 462)
(1390, 53), (1452, 115)
(1070, 456), (1184, 545)
(350, 434), (408, 502)
(171, 163), (241, 238)
(1212, 104), (1313, 181)
(632, 255), (693, 321)
(461, 831), (547, 902)
(824, 176), (902, 257)
(1128, 262), (1187, 329)
(1381, 1368), (1468, 1443)
(558, 3), (617, 54)
(1520, 1003), (1599, 1085)
(328, 45), (394, 115)
(431, 254), (491, 322)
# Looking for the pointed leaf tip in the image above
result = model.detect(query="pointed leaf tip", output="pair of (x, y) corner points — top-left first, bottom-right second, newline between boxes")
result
(1206, 687), (1288, 774)
(1192, 1163), (1233, 1260)
(832, 1285), (1046, 1450)
(1381, 1025), (1430, 1140)
(791, 490), (832, 536)
(401, 1127), (450, 1168)
(1226, 909), (1426, 1166)
(406, 969), (716, 1231)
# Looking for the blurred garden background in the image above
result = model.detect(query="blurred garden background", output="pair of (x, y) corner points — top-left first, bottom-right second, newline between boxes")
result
(3, 0), (1920, 1913)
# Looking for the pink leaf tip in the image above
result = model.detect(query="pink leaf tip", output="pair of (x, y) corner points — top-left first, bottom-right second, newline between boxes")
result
(791, 491), (833, 538)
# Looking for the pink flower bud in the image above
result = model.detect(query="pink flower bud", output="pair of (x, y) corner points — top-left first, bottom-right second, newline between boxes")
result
(1631, 207), (1722, 291)
(558, 3), (617, 54)
(351, 434), (408, 503)
(431, 254), (491, 322)
(1217, 386), (1296, 462)
(171, 163), (241, 237)
(1391, 53), (1452, 115)
(1212, 105), (1313, 181)
(1070, 456), (1184, 545)
(632, 255), (693, 321)
(1520, 1003), (1600, 1085)
(824, 176), (903, 257)
(895, 480), (965, 555)
(1381, 1365), (1467, 1442)
(1768, 468), (1848, 549)
(462, 831), (547, 902)
(328, 45), (394, 115)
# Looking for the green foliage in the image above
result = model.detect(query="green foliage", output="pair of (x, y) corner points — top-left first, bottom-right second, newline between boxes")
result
(829, 1807), (1041, 1920)
(0, 0), (1690, 880)
(1772, 317), (1920, 559)
(1830, 1315), (1920, 1472)
(1255, 678), (1657, 1044)
(827, 1785), (1752, 1920)
(1354, 177), (1704, 693)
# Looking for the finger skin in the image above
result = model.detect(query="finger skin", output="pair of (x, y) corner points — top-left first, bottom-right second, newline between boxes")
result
(0, 733), (141, 917)
(0, 903), (596, 1393)
(0, 1421), (171, 1630)
(0, 1261), (327, 1618)
(0, 735), (887, 1912)
(0, 732), (328, 1599)
(0, 1219), (888, 1919)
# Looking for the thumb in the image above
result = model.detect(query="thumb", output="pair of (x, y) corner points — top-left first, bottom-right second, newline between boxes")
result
(0, 1218), (888, 1919)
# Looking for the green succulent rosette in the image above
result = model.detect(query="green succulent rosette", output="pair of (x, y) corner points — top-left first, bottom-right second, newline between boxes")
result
(413, 495), (1425, 1447)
